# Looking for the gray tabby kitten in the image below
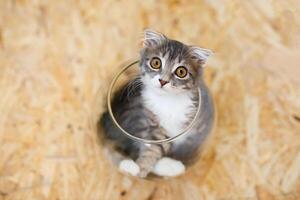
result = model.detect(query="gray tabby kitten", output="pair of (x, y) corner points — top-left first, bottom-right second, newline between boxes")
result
(101, 30), (214, 178)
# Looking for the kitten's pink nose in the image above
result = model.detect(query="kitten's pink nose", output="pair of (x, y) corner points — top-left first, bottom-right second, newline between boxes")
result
(159, 79), (169, 87)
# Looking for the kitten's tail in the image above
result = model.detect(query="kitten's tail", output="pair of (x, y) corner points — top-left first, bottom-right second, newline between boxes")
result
(136, 129), (171, 178)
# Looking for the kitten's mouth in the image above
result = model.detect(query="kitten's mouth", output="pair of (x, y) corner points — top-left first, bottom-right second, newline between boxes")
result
(160, 85), (188, 94)
(152, 84), (169, 93)
(157, 85), (177, 93)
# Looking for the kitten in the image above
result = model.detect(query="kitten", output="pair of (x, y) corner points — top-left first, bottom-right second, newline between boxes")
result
(101, 30), (214, 178)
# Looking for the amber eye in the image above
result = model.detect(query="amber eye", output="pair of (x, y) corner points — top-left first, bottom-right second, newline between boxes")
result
(150, 57), (161, 70)
(175, 66), (188, 78)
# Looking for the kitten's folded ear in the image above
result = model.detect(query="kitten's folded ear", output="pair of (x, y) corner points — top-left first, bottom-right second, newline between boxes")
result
(143, 29), (167, 48)
(189, 46), (213, 66)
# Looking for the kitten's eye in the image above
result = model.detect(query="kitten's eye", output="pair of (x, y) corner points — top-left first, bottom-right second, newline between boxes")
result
(175, 66), (188, 78)
(150, 57), (161, 70)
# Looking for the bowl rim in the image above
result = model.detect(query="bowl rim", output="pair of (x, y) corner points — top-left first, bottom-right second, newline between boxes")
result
(107, 60), (202, 144)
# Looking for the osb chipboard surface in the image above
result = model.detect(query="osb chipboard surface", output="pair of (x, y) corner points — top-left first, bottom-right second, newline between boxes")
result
(0, 0), (300, 199)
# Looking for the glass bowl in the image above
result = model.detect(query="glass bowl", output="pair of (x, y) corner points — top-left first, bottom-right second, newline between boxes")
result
(99, 60), (215, 179)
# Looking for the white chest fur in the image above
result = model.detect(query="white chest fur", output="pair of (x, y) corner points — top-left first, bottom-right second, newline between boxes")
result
(141, 86), (194, 137)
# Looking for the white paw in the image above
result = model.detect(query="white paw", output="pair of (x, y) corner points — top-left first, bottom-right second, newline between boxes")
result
(119, 159), (140, 176)
(153, 157), (185, 177)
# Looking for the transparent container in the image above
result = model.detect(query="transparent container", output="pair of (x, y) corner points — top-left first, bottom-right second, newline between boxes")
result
(99, 61), (215, 179)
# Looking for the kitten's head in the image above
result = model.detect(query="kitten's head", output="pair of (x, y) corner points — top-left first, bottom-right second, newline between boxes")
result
(139, 29), (212, 94)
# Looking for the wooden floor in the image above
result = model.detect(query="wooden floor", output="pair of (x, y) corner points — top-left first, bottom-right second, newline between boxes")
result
(0, 0), (299, 199)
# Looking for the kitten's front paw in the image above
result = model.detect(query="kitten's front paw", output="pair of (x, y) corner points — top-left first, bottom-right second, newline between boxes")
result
(119, 159), (140, 176)
(153, 157), (185, 177)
